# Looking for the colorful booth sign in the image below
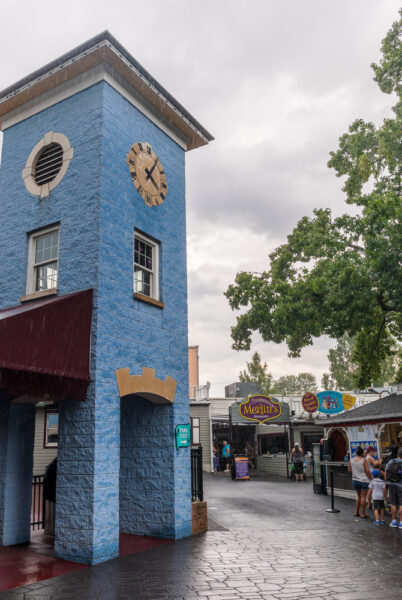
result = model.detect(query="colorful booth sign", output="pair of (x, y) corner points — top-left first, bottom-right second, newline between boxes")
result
(175, 424), (191, 450)
(316, 391), (356, 415)
(350, 441), (378, 459)
(239, 395), (281, 424)
(234, 456), (250, 480)
(302, 392), (319, 413)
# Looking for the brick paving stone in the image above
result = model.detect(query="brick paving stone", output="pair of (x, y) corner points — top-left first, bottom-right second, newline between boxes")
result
(1, 475), (401, 600)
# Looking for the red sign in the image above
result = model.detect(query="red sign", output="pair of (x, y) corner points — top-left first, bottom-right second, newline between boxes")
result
(302, 392), (319, 413)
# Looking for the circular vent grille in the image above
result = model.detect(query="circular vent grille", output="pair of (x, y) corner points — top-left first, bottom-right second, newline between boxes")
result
(22, 132), (74, 198)
(34, 143), (64, 186)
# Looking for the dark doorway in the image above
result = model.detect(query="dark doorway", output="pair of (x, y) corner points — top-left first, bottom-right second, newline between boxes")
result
(329, 429), (347, 461)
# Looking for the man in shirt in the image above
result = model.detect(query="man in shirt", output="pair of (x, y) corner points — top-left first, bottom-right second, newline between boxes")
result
(222, 441), (231, 472)
(385, 446), (402, 528)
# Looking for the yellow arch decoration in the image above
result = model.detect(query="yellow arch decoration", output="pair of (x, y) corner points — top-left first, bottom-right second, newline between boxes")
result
(115, 367), (176, 404)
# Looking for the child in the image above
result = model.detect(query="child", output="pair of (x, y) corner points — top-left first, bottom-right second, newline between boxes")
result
(368, 469), (387, 525)
(373, 459), (385, 480)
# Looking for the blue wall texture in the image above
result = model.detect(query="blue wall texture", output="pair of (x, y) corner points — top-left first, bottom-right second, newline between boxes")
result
(0, 79), (192, 564)
(98, 83), (191, 541)
(0, 402), (35, 546)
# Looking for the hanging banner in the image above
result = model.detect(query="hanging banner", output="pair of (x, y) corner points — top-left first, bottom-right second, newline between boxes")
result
(302, 392), (319, 413)
(239, 395), (281, 424)
(316, 391), (356, 415)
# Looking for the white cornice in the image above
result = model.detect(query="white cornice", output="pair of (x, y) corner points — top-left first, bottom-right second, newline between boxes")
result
(1, 64), (187, 150)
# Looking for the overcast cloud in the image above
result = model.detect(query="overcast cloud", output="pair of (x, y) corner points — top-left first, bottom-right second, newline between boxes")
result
(0, 0), (399, 394)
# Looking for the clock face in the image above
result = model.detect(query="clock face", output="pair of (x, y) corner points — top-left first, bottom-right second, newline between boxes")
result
(126, 142), (168, 207)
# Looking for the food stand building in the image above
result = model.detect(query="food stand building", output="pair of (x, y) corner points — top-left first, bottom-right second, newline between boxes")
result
(322, 393), (402, 498)
(228, 396), (324, 478)
(0, 32), (212, 564)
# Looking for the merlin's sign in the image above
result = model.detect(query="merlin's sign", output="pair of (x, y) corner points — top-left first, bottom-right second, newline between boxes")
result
(230, 395), (290, 425)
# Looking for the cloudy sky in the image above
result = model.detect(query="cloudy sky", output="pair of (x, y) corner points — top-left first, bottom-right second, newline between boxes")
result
(0, 1), (399, 395)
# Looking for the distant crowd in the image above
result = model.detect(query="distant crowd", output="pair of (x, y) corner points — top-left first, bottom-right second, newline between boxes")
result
(349, 444), (402, 528)
(212, 440), (255, 472)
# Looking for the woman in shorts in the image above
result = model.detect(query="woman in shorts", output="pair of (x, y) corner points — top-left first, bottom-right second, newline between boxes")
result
(348, 446), (372, 518)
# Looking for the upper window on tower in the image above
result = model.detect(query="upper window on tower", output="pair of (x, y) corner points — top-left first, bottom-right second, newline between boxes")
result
(133, 230), (163, 308)
(26, 225), (60, 295)
(22, 131), (74, 199)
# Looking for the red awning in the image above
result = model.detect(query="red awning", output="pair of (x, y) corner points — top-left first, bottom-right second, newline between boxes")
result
(0, 289), (93, 401)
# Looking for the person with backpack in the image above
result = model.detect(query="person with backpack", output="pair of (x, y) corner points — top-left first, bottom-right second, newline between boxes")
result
(291, 443), (304, 482)
(385, 446), (402, 528)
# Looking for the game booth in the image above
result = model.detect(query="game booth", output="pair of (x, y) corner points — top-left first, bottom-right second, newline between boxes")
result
(321, 394), (402, 498)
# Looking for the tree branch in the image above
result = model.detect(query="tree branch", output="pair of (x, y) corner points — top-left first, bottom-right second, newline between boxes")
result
(376, 292), (395, 313)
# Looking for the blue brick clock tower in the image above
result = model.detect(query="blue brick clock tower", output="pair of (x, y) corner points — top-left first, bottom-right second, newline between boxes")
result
(0, 32), (212, 564)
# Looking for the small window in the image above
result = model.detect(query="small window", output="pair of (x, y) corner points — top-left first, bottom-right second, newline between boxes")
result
(26, 226), (59, 294)
(258, 434), (288, 456)
(191, 417), (200, 446)
(134, 232), (160, 300)
(44, 411), (59, 448)
(301, 433), (323, 454)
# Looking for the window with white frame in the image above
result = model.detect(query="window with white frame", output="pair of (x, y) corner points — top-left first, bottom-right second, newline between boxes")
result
(134, 231), (160, 300)
(44, 411), (59, 448)
(191, 417), (201, 446)
(27, 226), (60, 294)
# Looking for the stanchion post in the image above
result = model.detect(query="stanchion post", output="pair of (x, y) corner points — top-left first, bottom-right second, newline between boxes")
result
(326, 467), (340, 513)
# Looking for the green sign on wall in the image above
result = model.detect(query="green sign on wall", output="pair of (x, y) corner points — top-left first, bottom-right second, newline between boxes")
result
(175, 424), (191, 450)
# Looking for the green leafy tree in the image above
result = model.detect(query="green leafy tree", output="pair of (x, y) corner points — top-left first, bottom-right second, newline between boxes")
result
(297, 372), (317, 393)
(326, 334), (401, 389)
(239, 351), (273, 394)
(274, 375), (299, 396)
(321, 373), (334, 390)
(274, 372), (317, 395)
(225, 12), (402, 389)
(373, 351), (398, 386)
(328, 334), (356, 390)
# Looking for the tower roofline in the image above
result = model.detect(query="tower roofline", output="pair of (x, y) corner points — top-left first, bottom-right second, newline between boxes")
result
(0, 31), (214, 150)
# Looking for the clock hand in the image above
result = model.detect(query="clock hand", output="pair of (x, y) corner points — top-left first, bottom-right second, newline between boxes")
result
(145, 157), (158, 180)
(147, 173), (158, 189)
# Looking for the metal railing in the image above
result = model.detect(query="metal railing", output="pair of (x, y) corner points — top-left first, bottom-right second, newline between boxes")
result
(189, 383), (210, 401)
(31, 475), (45, 530)
(191, 447), (203, 502)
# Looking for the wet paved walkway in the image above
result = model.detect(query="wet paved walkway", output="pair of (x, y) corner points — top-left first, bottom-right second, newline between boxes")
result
(1, 474), (401, 599)
(0, 533), (169, 592)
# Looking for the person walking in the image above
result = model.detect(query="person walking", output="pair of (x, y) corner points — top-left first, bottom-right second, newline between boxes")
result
(212, 442), (219, 473)
(385, 446), (402, 528)
(366, 446), (377, 509)
(368, 469), (387, 525)
(291, 443), (304, 482)
(348, 446), (372, 518)
(245, 441), (255, 470)
(222, 440), (231, 472)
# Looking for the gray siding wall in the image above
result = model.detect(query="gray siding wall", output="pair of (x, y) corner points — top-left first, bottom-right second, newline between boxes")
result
(257, 455), (288, 476)
(33, 407), (57, 476)
(190, 403), (212, 472)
